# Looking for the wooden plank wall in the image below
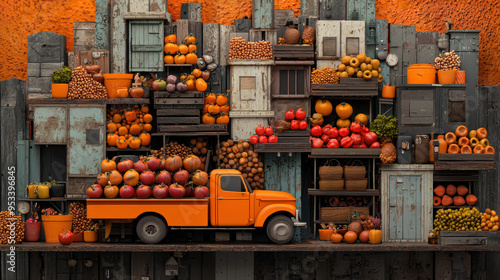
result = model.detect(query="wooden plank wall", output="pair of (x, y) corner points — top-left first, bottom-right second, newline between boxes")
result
(215, 252), (253, 280)
(252, 0), (274, 29)
(264, 153), (302, 241)
(95, 0), (109, 50)
(111, 0), (127, 72)
(301, 0), (319, 17)
(203, 24), (220, 65)
(347, 0), (376, 58)
(390, 25), (416, 86)
(416, 32), (439, 64)
(375, 20), (390, 87)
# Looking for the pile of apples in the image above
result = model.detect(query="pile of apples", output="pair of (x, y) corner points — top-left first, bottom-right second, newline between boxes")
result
(87, 156), (209, 200)
(310, 121), (379, 149)
(249, 126), (277, 144)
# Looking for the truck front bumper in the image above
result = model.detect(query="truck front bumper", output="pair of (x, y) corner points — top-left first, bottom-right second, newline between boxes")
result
(293, 210), (307, 228)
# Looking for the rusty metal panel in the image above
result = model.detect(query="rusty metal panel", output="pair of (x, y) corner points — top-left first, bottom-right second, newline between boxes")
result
(111, 0), (127, 73)
(252, 0), (274, 29)
(341, 21), (365, 58)
(416, 32), (439, 64)
(129, 20), (164, 72)
(27, 32), (67, 64)
(74, 22), (95, 52)
(95, 0), (109, 50)
(34, 105), (67, 144)
(67, 106), (105, 176)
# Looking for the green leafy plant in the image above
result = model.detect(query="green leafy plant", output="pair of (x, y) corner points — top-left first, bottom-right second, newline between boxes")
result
(51, 67), (72, 84)
(369, 114), (398, 139)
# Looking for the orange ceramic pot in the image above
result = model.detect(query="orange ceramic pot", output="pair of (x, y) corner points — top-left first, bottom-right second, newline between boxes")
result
(51, 84), (68, 98)
(318, 229), (334, 241)
(438, 70), (457, 84)
(382, 84), (396, 99)
(407, 64), (436, 84)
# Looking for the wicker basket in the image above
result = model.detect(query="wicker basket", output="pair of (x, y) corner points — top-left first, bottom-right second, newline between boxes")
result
(345, 179), (368, 191)
(319, 179), (344, 191)
(344, 160), (366, 179)
(320, 207), (370, 222)
(319, 159), (343, 180)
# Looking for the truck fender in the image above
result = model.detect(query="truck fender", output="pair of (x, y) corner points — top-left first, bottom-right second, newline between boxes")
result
(254, 204), (296, 227)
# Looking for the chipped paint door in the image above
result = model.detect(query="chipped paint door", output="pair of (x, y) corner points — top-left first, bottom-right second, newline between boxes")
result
(388, 175), (421, 241)
(67, 106), (105, 176)
(33, 105), (67, 144)
(129, 20), (164, 72)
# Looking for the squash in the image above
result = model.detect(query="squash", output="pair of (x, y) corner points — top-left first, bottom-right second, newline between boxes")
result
(178, 44), (188, 55)
(368, 229), (382, 244)
(196, 78), (208, 91)
(174, 53), (186, 64)
(484, 146), (495, 154)
(445, 132), (457, 144)
(460, 144), (472, 154)
(116, 136), (128, 149)
(216, 112), (230, 124)
(139, 132), (151, 146)
(220, 104), (230, 115)
(336, 118), (351, 128)
(185, 52), (198, 64)
(455, 125), (468, 138)
(128, 136), (142, 149)
(164, 55), (174, 64)
(185, 79), (196, 91)
(185, 34), (196, 44)
(476, 127), (487, 139)
(207, 104), (221, 115)
(216, 94), (228, 106)
(315, 99), (333, 116)
(448, 144), (460, 154)
(202, 113), (215, 124)
(165, 34), (177, 44)
(343, 231), (357, 244)
(188, 44), (197, 53)
(310, 113), (324, 126)
(335, 102), (353, 119)
(164, 42), (178, 55)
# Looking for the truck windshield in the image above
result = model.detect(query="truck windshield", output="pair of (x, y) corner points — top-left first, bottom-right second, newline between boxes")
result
(220, 175), (251, 193)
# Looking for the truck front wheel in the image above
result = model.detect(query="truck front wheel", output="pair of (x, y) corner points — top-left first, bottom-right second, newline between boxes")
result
(266, 215), (295, 244)
(136, 215), (167, 244)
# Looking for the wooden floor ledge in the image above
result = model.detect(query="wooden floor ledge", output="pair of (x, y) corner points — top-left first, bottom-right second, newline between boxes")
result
(1, 241), (500, 252)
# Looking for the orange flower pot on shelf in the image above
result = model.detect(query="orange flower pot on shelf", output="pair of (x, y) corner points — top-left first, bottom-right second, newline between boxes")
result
(407, 64), (436, 84)
(382, 84), (396, 99)
(41, 215), (72, 243)
(51, 84), (69, 98)
(455, 71), (465, 84)
(438, 70), (457, 84)
(84, 231), (98, 243)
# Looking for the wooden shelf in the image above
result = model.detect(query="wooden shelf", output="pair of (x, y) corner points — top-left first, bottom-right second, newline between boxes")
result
(254, 143), (310, 153)
(151, 131), (229, 137)
(314, 220), (349, 225)
(18, 198), (66, 202)
(106, 147), (151, 152)
(26, 98), (151, 105)
(309, 148), (381, 158)
(433, 205), (474, 209)
(311, 79), (378, 97)
(308, 189), (379, 196)
(164, 64), (194, 67)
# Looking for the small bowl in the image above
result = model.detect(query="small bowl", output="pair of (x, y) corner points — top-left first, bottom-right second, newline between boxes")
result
(318, 229), (334, 241)
(336, 229), (348, 236)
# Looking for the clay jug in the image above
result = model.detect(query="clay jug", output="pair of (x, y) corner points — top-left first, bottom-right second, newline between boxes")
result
(437, 135), (448, 154)
(429, 132), (434, 163)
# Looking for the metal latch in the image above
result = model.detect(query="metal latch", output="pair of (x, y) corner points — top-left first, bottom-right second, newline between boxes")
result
(400, 141), (410, 155)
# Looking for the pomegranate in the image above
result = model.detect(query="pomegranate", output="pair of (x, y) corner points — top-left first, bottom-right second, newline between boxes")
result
(96, 173), (108, 187)
(153, 184), (169, 198)
(165, 155), (183, 172)
(173, 170), (190, 185)
(119, 185), (135, 198)
(169, 183), (186, 199)
(117, 159), (134, 173)
(140, 171), (156, 186)
(156, 170), (172, 185)
(194, 186), (209, 199)
(87, 184), (103, 198)
(359, 230), (370, 243)
(136, 185), (152, 199)
(159, 159), (166, 170)
(192, 170), (208, 186)
(134, 160), (149, 173)
(183, 155), (201, 173)
(145, 156), (160, 171)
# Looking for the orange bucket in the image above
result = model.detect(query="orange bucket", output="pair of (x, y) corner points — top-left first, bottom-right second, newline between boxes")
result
(318, 229), (334, 240)
(407, 64), (436, 84)
(84, 231), (98, 242)
(455, 71), (465, 84)
(103, 74), (133, 98)
(41, 215), (73, 243)
(51, 84), (68, 98)
(382, 84), (396, 99)
(438, 70), (457, 84)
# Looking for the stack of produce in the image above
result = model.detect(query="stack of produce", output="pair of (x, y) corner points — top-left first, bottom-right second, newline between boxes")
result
(0, 211), (24, 244)
(327, 213), (382, 244)
(106, 105), (152, 149)
(89, 155), (209, 199)
(249, 126), (277, 144)
(326, 196), (370, 207)
(337, 53), (382, 81)
(68, 66), (107, 99)
(147, 138), (208, 170)
(69, 202), (93, 236)
(311, 67), (340, 84)
(434, 50), (461, 70)
(481, 208), (499, 231)
(433, 184), (477, 207)
(202, 93), (230, 124)
(164, 34), (198, 65)
(432, 207), (482, 236)
(441, 126), (494, 154)
(229, 37), (273, 60)
(152, 70), (209, 92)
(27, 181), (57, 199)
(310, 121), (379, 149)
(215, 140), (265, 190)
(150, 141), (194, 159)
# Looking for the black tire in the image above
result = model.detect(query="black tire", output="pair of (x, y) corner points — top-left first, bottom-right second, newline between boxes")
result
(136, 215), (167, 244)
(266, 215), (295, 244)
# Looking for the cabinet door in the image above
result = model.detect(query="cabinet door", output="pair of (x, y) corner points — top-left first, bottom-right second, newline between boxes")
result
(389, 175), (421, 240)
(230, 66), (271, 111)
(129, 20), (164, 72)
(67, 106), (105, 175)
(33, 106), (67, 144)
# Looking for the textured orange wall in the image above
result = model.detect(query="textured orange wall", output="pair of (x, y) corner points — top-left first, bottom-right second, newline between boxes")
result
(1, 0), (498, 86)
(0, 0), (95, 81)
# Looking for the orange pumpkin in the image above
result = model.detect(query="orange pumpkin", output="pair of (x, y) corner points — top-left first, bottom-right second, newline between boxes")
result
(129, 137), (142, 149)
(178, 44), (188, 55)
(143, 114), (153, 123)
(448, 144), (460, 154)
(107, 122), (118, 133)
(187, 74), (195, 80)
(460, 144), (472, 154)
(208, 104), (221, 115)
(185, 34), (196, 44)
(216, 112), (230, 124)
(192, 69), (202, 78)
(180, 73), (188, 81)
(476, 127), (487, 140)
(118, 126), (128, 136)
(107, 133), (119, 146)
(188, 44), (197, 53)
(165, 34), (177, 44)
(205, 93), (216, 104)
(129, 124), (141, 135)
(445, 132), (457, 144)
(139, 132), (151, 146)
(216, 94), (228, 106)
(185, 79), (196, 91)
(108, 170), (123, 185)
(343, 231), (358, 244)
(330, 233), (343, 243)
(174, 53), (186, 64)
(202, 104), (210, 115)
(165, 42), (178, 55)
(196, 78), (208, 91)
(455, 125), (468, 138)
(164, 55), (174, 64)
(202, 113), (215, 124)
(116, 136), (128, 149)
(125, 110), (137, 122)
(112, 113), (122, 123)
(220, 104), (230, 115)
(484, 146), (495, 154)
(101, 159), (117, 172)
(473, 144), (484, 154)
(143, 123), (152, 132)
(123, 169), (140, 186)
(185, 52), (198, 64)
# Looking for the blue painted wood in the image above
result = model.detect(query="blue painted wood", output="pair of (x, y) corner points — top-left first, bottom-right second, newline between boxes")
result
(389, 175), (397, 240)
(16, 139), (29, 199)
(390, 175), (422, 240)
(129, 20), (164, 72)
(252, 0), (274, 29)
(264, 153), (302, 241)
(95, 0), (109, 50)
(376, 20), (390, 87)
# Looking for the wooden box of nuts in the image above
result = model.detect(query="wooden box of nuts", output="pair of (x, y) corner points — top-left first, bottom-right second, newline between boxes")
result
(311, 78), (378, 97)
(229, 37), (273, 60)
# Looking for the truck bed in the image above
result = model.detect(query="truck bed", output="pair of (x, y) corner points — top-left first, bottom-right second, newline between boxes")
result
(86, 198), (210, 227)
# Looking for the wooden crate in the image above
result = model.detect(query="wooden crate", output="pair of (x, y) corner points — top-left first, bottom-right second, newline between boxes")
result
(433, 152), (495, 171)
(320, 207), (369, 222)
(254, 142), (310, 153)
(311, 78), (378, 97)
(153, 91), (204, 109)
(157, 124), (227, 133)
(438, 231), (488, 245)
(273, 45), (314, 60)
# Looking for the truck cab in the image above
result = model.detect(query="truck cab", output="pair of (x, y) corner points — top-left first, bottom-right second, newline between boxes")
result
(87, 169), (306, 244)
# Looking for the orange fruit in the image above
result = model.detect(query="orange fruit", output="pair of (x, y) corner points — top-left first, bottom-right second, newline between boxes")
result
(113, 114), (122, 123)
(107, 123), (118, 133)
(144, 123), (152, 132)
(118, 126), (128, 136)
(129, 124), (141, 135)
(143, 114), (153, 123)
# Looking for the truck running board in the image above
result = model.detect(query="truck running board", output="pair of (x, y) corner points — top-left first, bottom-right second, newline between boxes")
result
(170, 227), (256, 230)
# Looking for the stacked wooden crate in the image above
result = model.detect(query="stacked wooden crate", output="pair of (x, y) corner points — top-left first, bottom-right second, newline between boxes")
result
(255, 129), (311, 153)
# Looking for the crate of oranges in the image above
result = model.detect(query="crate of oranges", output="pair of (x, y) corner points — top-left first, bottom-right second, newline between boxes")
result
(106, 104), (152, 149)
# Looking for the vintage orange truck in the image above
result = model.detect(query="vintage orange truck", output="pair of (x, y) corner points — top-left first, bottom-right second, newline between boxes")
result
(87, 169), (306, 244)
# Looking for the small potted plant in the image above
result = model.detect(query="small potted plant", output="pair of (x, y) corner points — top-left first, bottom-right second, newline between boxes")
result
(318, 222), (335, 241)
(368, 217), (382, 244)
(84, 223), (99, 243)
(369, 114), (398, 145)
(51, 66), (72, 98)
(41, 207), (73, 243)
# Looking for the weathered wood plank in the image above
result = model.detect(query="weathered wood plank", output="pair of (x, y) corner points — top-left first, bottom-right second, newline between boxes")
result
(95, 0), (109, 50)
(111, 0), (127, 72)
(175, 19), (190, 45)
(131, 253), (155, 279)
(188, 21), (203, 55)
(301, 0), (319, 17)
(219, 25), (236, 66)
(157, 116), (200, 124)
(233, 18), (252, 33)
(158, 124), (227, 132)
(252, 0), (274, 29)
(203, 23), (221, 64)
(181, 3), (202, 21)
(274, 10), (293, 28)
(154, 98), (204, 105)
(156, 109), (200, 116)
(154, 91), (204, 98)
(390, 25), (404, 86)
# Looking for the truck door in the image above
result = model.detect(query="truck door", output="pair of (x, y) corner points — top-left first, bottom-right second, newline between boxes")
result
(216, 175), (250, 226)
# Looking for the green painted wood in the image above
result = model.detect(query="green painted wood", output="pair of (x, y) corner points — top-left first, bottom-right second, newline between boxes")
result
(264, 153), (302, 241)
(16, 138), (29, 199)
(252, 0), (274, 29)
(33, 106), (67, 144)
(95, 0), (109, 49)
(129, 20), (164, 72)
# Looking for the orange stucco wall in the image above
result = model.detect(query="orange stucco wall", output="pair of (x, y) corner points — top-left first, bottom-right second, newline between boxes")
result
(1, 0), (498, 86)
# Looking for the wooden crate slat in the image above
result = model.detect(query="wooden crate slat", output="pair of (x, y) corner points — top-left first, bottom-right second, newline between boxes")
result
(254, 142), (311, 153)
(158, 124), (227, 132)
(156, 109), (200, 116)
(440, 231), (488, 237)
(154, 91), (204, 98)
(157, 117), (200, 124)
(310, 148), (381, 157)
(310, 90), (378, 97)
(154, 98), (204, 105)
(277, 137), (310, 144)
(434, 161), (495, 170)
(276, 130), (310, 137)
(154, 104), (205, 109)
(435, 154), (494, 161)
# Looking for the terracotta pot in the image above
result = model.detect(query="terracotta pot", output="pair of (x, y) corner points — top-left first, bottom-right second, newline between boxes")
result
(318, 229), (334, 241)
(41, 215), (73, 243)
(51, 84), (68, 98)
(73, 232), (84, 242)
(455, 71), (465, 84)
(382, 84), (396, 99)
(84, 231), (98, 243)
(438, 70), (457, 84)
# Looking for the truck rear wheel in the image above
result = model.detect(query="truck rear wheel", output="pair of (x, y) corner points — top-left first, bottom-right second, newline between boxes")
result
(136, 215), (167, 244)
(266, 215), (295, 244)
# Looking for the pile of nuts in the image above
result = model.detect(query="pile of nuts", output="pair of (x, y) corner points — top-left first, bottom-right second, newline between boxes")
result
(68, 66), (108, 99)
(434, 50), (461, 71)
(229, 37), (273, 60)
(311, 67), (340, 84)
(277, 38), (286, 45)
(69, 202), (93, 234)
(0, 211), (24, 244)
(149, 141), (193, 160)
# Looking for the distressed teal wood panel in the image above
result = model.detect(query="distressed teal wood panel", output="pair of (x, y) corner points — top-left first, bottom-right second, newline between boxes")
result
(68, 106), (105, 175)
(390, 175), (421, 240)
(264, 153), (302, 241)
(376, 20), (390, 86)
(17, 139), (29, 198)
(252, 0), (274, 29)
(129, 20), (164, 72)
(348, 0), (376, 58)
(33, 106), (67, 144)
(95, 0), (109, 50)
